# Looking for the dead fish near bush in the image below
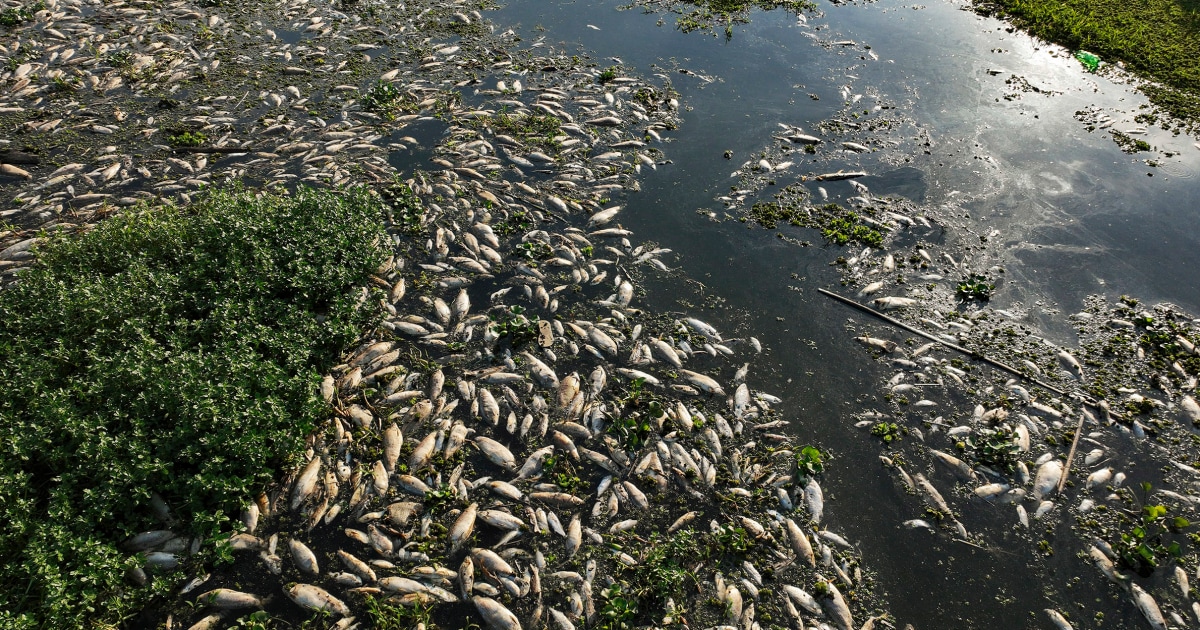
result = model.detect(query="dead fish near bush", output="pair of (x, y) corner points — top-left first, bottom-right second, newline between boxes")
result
(60, 7), (913, 629)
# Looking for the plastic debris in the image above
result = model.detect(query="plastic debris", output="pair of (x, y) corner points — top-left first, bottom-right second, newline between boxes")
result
(1074, 50), (1100, 72)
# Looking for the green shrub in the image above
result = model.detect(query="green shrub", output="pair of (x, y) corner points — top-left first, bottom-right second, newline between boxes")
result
(0, 185), (387, 627)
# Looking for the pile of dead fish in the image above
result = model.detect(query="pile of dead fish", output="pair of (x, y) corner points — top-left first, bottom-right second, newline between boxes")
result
(712, 83), (1200, 626)
(806, 159), (1200, 629)
(0, 1), (905, 628)
(0, 0), (675, 283)
(146, 119), (888, 628)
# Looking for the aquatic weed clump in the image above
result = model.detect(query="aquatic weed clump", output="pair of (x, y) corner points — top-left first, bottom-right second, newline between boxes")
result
(0, 185), (387, 628)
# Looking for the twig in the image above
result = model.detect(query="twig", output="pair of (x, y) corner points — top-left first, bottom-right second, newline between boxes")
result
(950, 537), (990, 552)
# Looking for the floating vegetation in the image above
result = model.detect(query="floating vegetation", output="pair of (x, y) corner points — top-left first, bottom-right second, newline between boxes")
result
(166, 129), (208, 147)
(821, 209), (884, 248)
(747, 188), (886, 247)
(956, 274), (996, 301)
(361, 80), (411, 121)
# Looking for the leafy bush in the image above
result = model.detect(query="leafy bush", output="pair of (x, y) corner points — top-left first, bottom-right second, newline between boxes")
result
(0, 185), (386, 628)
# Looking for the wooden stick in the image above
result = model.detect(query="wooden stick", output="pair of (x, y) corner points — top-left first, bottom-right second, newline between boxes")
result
(818, 288), (1093, 404)
(1058, 410), (1088, 494)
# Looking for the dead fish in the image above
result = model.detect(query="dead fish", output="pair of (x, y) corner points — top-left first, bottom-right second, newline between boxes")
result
(286, 584), (349, 616)
(1086, 467), (1112, 490)
(913, 473), (952, 515)
(197, 588), (265, 609)
(288, 539), (319, 575)
(475, 436), (516, 469)
(858, 281), (884, 296)
(679, 369), (726, 396)
(383, 423), (403, 473)
(804, 478), (824, 523)
(782, 584), (821, 615)
(1181, 395), (1200, 425)
(1033, 460), (1063, 500)
(1044, 609), (1073, 630)
(818, 577), (855, 630)
(473, 595), (522, 630)
(450, 503), (478, 553)
(929, 449), (975, 481)
(856, 336), (898, 353)
(973, 483), (1009, 499)
(668, 511), (699, 534)
(871, 297), (916, 310)
(785, 519), (815, 566)
(1089, 545), (1126, 584)
(1057, 350), (1083, 379)
(1130, 583), (1167, 630)
(290, 457), (322, 510)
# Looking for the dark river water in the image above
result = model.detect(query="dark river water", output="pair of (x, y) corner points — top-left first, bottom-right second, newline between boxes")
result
(487, 0), (1200, 627)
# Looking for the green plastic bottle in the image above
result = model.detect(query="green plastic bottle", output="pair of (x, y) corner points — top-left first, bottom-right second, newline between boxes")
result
(1074, 50), (1100, 72)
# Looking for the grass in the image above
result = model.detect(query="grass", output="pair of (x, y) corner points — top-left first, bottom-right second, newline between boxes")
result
(975, 0), (1200, 129)
(0, 185), (387, 628)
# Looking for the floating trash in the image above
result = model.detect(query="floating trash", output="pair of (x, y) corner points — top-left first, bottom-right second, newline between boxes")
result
(1074, 50), (1101, 72)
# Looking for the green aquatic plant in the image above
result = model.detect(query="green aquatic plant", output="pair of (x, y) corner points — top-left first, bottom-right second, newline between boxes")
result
(956, 274), (995, 301)
(167, 129), (208, 147)
(795, 444), (825, 478)
(598, 66), (620, 84)
(361, 80), (407, 120)
(871, 422), (902, 444)
(0, 185), (386, 628)
(488, 305), (539, 347)
(597, 584), (638, 630)
(962, 426), (1020, 471)
(0, 1), (42, 27)
(821, 211), (883, 248)
(1113, 484), (1194, 576)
